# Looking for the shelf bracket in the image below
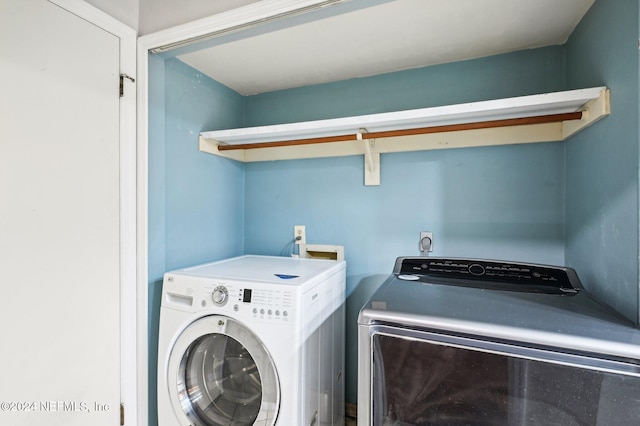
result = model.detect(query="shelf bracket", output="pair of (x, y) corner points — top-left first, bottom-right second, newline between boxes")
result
(561, 88), (610, 139)
(199, 136), (245, 162)
(359, 130), (380, 186)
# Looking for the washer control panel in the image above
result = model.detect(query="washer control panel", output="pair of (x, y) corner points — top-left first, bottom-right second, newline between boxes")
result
(202, 282), (295, 321)
(397, 258), (578, 294)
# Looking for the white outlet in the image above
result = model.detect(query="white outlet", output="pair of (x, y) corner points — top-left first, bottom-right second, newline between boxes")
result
(294, 225), (306, 245)
(419, 231), (433, 253)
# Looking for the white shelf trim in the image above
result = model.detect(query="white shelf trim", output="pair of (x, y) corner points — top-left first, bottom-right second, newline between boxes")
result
(199, 87), (610, 186)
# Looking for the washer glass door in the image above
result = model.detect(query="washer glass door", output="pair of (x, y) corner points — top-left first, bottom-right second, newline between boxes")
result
(168, 316), (279, 426)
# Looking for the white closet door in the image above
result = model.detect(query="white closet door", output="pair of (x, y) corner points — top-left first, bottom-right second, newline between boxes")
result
(0, 0), (121, 424)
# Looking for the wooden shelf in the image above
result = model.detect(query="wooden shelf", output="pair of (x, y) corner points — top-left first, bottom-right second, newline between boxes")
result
(200, 87), (610, 185)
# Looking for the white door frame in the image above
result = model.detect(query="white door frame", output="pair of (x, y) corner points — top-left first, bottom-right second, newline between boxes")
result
(47, 1), (138, 425)
(136, 2), (339, 425)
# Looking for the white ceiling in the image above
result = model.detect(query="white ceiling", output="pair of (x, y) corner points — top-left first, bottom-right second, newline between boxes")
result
(176, 0), (595, 96)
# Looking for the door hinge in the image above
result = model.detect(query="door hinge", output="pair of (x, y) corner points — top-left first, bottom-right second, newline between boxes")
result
(119, 73), (135, 97)
(120, 403), (125, 425)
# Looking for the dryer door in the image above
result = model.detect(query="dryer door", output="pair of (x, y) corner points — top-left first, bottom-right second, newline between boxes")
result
(167, 315), (279, 426)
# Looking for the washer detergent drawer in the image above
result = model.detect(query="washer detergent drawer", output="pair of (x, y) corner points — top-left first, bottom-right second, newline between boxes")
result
(369, 327), (640, 426)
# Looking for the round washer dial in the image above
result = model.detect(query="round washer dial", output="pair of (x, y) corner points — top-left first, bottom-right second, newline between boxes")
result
(211, 286), (228, 306)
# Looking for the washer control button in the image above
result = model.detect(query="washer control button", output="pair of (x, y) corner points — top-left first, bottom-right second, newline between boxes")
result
(469, 264), (485, 276)
(398, 274), (420, 281)
(211, 286), (228, 306)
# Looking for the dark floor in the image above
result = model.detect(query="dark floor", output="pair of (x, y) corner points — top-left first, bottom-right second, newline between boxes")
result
(345, 402), (357, 425)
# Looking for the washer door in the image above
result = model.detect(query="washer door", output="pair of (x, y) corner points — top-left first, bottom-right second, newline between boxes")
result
(167, 315), (279, 426)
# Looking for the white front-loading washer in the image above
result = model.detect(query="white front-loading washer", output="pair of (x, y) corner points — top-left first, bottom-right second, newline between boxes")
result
(157, 255), (346, 426)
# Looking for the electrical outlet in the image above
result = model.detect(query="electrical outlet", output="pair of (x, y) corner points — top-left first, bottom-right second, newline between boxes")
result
(294, 225), (306, 245)
(419, 231), (433, 253)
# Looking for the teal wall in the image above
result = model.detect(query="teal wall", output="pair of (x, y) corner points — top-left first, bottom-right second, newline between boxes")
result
(564, 0), (640, 323)
(246, 47), (565, 124)
(147, 57), (246, 426)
